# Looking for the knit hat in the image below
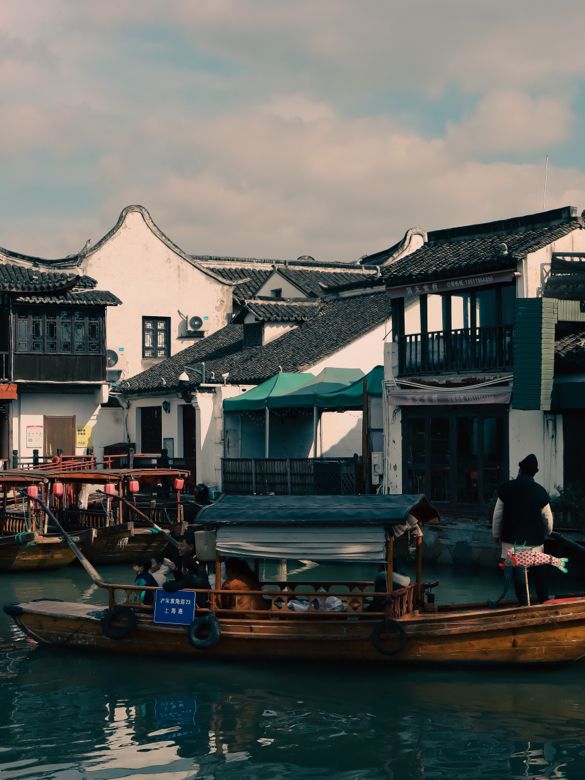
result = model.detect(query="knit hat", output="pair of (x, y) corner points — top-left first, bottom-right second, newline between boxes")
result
(519, 453), (538, 476)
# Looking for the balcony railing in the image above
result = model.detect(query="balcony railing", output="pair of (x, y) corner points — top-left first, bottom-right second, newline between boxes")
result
(398, 325), (513, 376)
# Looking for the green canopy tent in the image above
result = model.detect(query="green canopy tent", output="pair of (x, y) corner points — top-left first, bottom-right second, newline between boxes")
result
(223, 372), (314, 457)
(315, 365), (384, 411)
(267, 367), (365, 457)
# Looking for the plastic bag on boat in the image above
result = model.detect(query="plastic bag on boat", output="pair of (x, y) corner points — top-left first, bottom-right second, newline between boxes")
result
(288, 598), (310, 612)
(324, 596), (345, 612)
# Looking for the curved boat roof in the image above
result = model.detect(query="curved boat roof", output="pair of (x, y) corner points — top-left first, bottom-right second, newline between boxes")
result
(196, 494), (438, 527)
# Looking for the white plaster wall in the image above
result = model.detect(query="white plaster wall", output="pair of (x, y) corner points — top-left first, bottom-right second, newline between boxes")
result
(91, 405), (126, 459)
(264, 323), (296, 344)
(320, 410), (362, 457)
(508, 409), (563, 494)
(81, 209), (232, 380)
(13, 391), (102, 459)
(404, 294), (420, 335)
(308, 319), (388, 375)
(256, 271), (307, 298)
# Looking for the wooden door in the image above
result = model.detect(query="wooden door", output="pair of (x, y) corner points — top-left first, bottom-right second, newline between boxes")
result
(43, 415), (76, 457)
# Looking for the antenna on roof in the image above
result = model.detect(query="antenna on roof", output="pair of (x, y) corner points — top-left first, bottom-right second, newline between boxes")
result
(543, 154), (549, 210)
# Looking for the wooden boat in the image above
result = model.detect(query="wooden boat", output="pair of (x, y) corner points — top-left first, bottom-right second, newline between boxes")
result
(42, 467), (190, 565)
(6, 494), (585, 666)
(0, 472), (76, 571)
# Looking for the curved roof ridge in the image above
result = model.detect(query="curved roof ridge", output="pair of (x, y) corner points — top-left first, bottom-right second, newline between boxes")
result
(196, 255), (373, 271)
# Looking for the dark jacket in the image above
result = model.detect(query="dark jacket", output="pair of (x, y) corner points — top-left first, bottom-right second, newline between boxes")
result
(164, 557), (210, 607)
(498, 474), (550, 546)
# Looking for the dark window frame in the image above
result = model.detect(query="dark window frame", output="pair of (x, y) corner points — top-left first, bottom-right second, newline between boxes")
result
(142, 316), (171, 359)
(14, 309), (104, 355)
(402, 405), (508, 512)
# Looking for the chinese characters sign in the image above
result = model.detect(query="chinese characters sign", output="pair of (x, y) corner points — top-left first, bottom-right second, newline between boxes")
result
(153, 589), (196, 626)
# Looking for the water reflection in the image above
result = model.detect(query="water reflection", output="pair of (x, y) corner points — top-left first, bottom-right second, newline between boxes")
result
(1, 642), (585, 779)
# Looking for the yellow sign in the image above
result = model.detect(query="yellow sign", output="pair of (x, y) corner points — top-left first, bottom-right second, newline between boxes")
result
(76, 426), (91, 448)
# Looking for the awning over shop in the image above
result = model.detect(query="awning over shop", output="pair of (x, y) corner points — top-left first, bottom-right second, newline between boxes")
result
(216, 526), (386, 562)
(223, 372), (314, 412)
(551, 375), (585, 410)
(316, 365), (383, 410)
(267, 367), (364, 409)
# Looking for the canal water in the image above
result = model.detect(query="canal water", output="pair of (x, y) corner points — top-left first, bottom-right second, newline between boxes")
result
(1, 564), (585, 779)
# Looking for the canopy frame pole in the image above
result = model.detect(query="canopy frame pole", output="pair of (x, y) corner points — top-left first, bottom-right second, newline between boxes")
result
(264, 407), (270, 458)
(386, 532), (394, 594)
(312, 406), (319, 458)
(415, 533), (423, 607)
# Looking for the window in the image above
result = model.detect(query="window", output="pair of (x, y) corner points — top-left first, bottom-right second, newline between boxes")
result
(143, 317), (170, 358)
(14, 310), (103, 354)
(402, 406), (508, 509)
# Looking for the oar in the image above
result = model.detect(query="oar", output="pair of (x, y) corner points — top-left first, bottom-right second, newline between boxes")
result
(96, 491), (180, 550)
(550, 531), (585, 556)
(32, 495), (106, 587)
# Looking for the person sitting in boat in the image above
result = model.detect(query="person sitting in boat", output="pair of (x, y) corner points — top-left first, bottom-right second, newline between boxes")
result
(492, 453), (554, 605)
(132, 555), (159, 606)
(150, 551), (174, 586)
(220, 558), (267, 617)
(164, 538), (211, 607)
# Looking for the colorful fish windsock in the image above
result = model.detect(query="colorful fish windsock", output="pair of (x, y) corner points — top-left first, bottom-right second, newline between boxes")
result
(501, 546), (569, 574)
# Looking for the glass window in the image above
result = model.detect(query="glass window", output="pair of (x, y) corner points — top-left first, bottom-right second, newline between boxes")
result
(45, 316), (57, 353)
(58, 313), (73, 353)
(31, 316), (44, 352)
(74, 315), (87, 353)
(143, 317), (170, 358)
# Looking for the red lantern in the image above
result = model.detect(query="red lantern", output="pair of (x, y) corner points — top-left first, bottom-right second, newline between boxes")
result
(26, 485), (39, 499)
(104, 483), (116, 496)
(173, 477), (184, 491)
(128, 480), (139, 494)
(52, 482), (64, 497)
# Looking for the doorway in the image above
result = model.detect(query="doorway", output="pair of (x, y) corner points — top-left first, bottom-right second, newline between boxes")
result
(43, 415), (76, 457)
(139, 406), (162, 453)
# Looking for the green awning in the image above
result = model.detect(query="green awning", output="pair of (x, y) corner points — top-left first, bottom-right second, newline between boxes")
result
(267, 367), (364, 409)
(551, 374), (585, 410)
(316, 365), (383, 410)
(223, 372), (314, 412)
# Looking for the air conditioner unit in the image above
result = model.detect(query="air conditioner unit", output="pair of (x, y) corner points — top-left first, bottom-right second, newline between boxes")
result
(106, 349), (129, 385)
(183, 314), (206, 338)
(371, 452), (384, 484)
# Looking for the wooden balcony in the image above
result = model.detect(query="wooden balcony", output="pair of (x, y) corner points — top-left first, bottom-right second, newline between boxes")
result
(398, 325), (513, 376)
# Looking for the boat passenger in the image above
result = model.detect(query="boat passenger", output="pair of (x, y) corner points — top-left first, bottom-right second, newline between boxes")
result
(150, 552), (174, 586)
(164, 554), (211, 607)
(220, 558), (268, 617)
(492, 453), (554, 605)
(132, 555), (159, 606)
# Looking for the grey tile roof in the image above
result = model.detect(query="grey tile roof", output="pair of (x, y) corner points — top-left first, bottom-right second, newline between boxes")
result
(0, 263), (95, 293)
(196, 257), (377, 299)
(382, 207), (583, 287)
(121, 290), (391, 393)
(237, 299), (321, 323)
(14, 290), (121, 306)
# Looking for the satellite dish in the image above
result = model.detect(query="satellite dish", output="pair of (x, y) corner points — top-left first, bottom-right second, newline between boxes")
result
(189, 315), (203, 330)
(106, 349), (119, 368)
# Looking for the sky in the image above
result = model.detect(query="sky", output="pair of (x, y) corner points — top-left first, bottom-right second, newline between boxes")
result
(1, 0), (585, 262)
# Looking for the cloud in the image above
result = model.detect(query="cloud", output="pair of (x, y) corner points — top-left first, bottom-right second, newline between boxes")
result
(447, 91), (573, 155)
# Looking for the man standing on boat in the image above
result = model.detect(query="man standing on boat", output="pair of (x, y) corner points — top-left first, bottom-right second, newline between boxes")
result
(492, 454), (554, 605)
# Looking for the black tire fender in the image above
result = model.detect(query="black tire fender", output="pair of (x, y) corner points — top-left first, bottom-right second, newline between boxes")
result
(100, 605), (138, 641)
(370, 619), (408, 656)
(187, 613), (221, 650)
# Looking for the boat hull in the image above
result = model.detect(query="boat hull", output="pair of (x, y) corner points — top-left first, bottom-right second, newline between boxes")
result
(0, 539), (76, 572)
(7, 598), (585, 666)
(75, 526), (168, 565)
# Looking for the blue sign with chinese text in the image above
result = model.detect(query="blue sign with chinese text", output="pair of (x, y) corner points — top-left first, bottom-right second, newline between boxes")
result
(153, 589), (196, 625)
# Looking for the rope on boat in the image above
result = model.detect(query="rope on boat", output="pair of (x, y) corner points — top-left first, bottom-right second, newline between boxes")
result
(487, 564), (513, 608)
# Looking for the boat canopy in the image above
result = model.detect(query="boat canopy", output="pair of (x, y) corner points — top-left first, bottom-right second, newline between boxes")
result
(315, 365), (383, 410)
(223, 372), (314, 412)
(197, 494), (438, 527)
(216, 525), (386, 562)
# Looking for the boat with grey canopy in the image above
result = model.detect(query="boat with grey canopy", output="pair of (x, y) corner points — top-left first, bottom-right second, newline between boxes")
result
(6, 494), (585, 666)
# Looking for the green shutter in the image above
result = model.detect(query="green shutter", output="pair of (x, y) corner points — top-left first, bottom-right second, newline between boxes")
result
(512, 298), (558, 410)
